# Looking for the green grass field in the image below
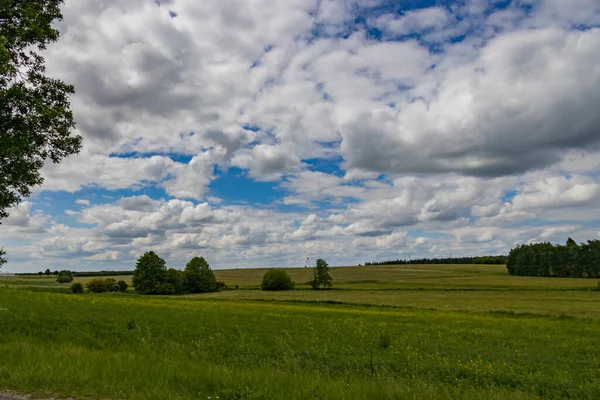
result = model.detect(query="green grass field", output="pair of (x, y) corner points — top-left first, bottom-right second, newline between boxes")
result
(1, 264), (599, 399)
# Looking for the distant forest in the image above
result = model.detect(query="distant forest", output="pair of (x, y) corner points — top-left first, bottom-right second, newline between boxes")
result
(364, 255), (507, 266)
(18, 270), (134, 277)
(507, 238), (600, 278)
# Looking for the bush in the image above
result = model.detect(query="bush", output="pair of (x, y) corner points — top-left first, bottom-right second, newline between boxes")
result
(104, 278), (120, 292)
(117, 280), (128, 293)
(184, 256), (217, 293)
(216, 281), (227, 290)
(71, 282), (84, 294)
(86, 278), (109, 293)
(261, 269), (294, 291)
(56, 270), (73, 283)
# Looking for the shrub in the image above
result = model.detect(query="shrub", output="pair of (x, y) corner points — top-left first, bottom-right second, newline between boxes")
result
(56, 270), (73, 283)
(184, 256), (217, 293)
(71, 282), (84, 294)
(261, 269), (294, 291)
(104, 278), (119, 292)
(117, 280), (128, 293)
(216, 281), (227, 290)
(86, 278), (109, 293)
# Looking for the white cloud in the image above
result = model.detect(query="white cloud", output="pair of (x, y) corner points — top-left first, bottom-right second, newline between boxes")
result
(3, 0), (600, 271)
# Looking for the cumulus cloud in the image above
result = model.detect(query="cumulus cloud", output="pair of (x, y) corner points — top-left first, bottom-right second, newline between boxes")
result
(2, 0), (600, 271)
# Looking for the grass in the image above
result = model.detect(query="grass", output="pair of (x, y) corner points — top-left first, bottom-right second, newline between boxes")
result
(2, 289), (600, 399)
(1, 264), (600, 399)
(198, 288), (600, 319)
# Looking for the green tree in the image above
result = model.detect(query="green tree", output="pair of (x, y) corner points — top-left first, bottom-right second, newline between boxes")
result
(132, 251), (168, 295)
(55, 270), (73, 283)
(165, 268), (186, 294)
(184, 256), (217, 293)
(261, 269), (294, 291)
(310, 258), (333, 289)
(44, 268), (51, 276)
(0, 0), (82, 265)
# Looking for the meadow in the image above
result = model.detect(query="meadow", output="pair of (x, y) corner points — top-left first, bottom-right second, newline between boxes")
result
(1, 264), (599, 399)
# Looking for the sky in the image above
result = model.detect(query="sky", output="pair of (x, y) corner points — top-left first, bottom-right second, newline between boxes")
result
(2, 0), (600, 272)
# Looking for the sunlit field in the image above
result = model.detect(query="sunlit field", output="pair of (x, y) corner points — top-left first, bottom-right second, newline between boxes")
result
(1, 264), (600, 399)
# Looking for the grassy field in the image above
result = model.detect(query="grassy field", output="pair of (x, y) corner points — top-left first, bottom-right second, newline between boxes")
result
(1, 264), (600, 399)
(2, 264), (598, 318)
(1, 289), (600, 400)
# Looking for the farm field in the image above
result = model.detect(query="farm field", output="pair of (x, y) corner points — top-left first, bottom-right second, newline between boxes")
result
(3, 264), (598, 290)
(2, 264), (599, 318)
(1, 264), (600, 399)
(1, 288), (600, 400)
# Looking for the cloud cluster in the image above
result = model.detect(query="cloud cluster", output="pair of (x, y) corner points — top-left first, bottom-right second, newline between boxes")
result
(2, 0), (600, 271)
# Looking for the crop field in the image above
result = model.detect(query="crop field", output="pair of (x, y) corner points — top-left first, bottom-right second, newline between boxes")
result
(1, 264), (600, 399)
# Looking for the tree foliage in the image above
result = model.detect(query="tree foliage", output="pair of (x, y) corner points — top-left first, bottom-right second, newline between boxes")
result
(70, 282), (83, 294)
(55, 270), (73, 283)
(184, 256), (217, 293)
(0, 0), (82, 218)
(132, 251), (169, 295)
(0, 0), (82, 265)
(117, 280), (128, 293)
(507, 238), (600, 278)
(261, 269), (294, 291)
(365, 255), (507, 266)
(86, 278), (119, 293)
(310, 258), (333, 289)
(131, 252), (221, 295)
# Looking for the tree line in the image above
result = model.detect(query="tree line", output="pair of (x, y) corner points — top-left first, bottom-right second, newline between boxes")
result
(364, 255), (507, 266)
(18, 270), (134, 277)
(132, 252), (225, 295)
(506, 238), (600, 278)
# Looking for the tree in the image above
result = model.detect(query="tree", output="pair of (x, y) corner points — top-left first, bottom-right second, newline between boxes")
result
(55, 270), (73, 283)
(310, 258), (333, 289)
(44, 268), (51, 276)
(261, 269), (294, 291)
(0, 0), (82, 265)
(165, 268), (186, 294)
(184, 256), (217, 293)
(132, 251), (168, 295)
(0, 249), (5, 269)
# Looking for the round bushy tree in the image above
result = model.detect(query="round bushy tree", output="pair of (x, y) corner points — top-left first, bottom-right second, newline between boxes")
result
(71, 282), (84, 294)
(86, 278), (109, 293)
(132, 251), (168, 294)
(184, 256), (217, 293)
(56, 270), (73, 283)
(117, 280), (128, 293)
(261, 269), (294, 291)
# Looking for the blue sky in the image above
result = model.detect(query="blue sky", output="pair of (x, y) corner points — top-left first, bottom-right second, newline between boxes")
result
(2, 0), (600, 272)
